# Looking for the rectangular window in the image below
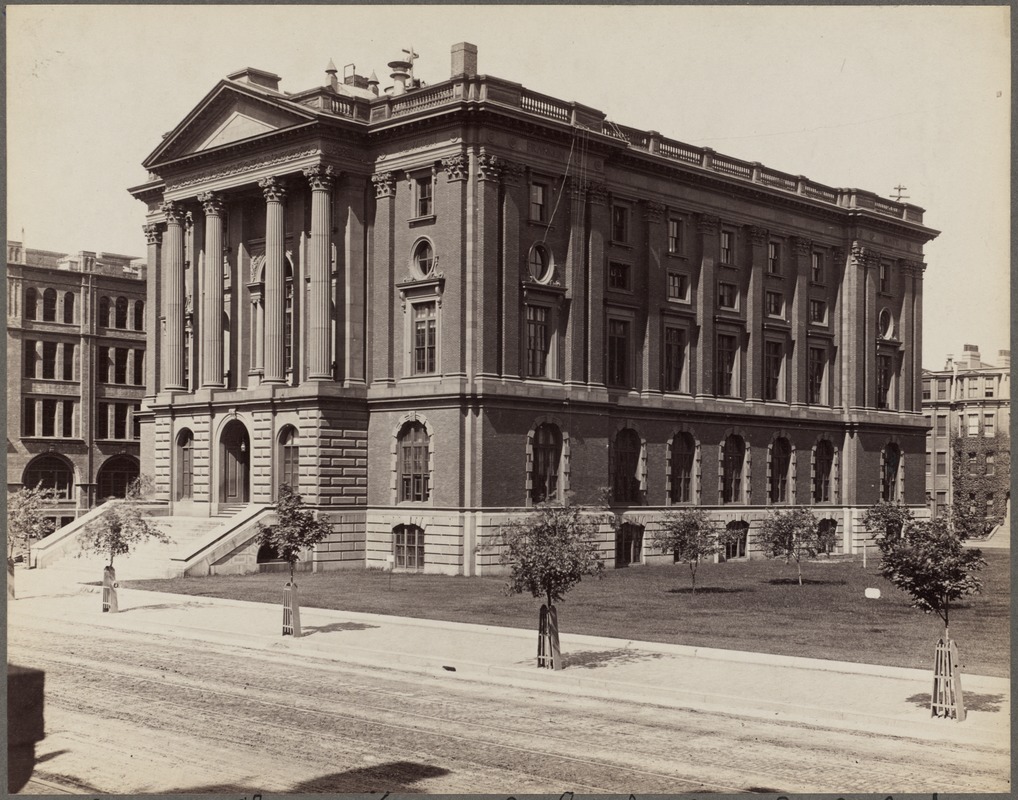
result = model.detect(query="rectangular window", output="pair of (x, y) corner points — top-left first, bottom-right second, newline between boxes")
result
(114, 404), (128, 440)
(63, 343), (75, 380)
(114, 348), (128, 384)
(922, 379), (931, 400)
(720, 230), (733, 263)
(415, 176), (433, 217)
(718, 282), (738, 310)
(967, 452), (978, 475)
(986, 495), (995, 516)
(663, 327), (686, 392)
(394, 526), (425, 570)
(62, 400), (74, 437)
(936, 491), (947, 508)
(811, 252), (825, 283)
(936, 451), (947, 475)
(96, 403), (109, 439)
(23, 399), (36, 436)
(935, 415), (947, 436)
(611, 205), (629, 243)
(765, 291), (784, 317)
(607, 319), (630, 387)
(809, 299), (827, 325)
(876, 354), (893, 409)
(985, 379), (995, 398)
(808, 347), (826, 405)
(925, 452), (932, 474)
(97, 346), (110, 383)
(667, 272), (689, 302)
(134, 350), (144, 386)
(526, 305), (550, 378)
(667, 219), (683, 254)
(608, 261), (632, 291)
(879, 261), (890, 293)
(413, 302), (437, 375)
(41, 399), (56, 437)
(763, 341), (784, 401)
(716, 333), (738, 397)
(767, 242), (780, 274)
(42, 341), (57, 379)
(936, 379), (947, 400)
(967, 413), (979, 436)
(967, 379), (978, 398)
(24, 341), (37, 378)
(530, 182), (547, 222)
(986, 454), (996, 476)
(984, 413), (995, 437)
(132, 404), (141, 440)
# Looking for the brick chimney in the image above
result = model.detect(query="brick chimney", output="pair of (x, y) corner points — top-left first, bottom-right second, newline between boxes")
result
(227, 67), (282, 92)
(451, 42), (477, 78)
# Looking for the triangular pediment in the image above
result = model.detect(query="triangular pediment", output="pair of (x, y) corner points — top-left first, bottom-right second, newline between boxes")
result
(144, 82), (317, 168)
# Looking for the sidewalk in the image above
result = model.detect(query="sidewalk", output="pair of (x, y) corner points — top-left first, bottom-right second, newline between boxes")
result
(9, 564), (1010, 749)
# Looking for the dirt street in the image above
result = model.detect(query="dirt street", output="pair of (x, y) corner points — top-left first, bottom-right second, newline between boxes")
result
(9, 618), (1009, 794)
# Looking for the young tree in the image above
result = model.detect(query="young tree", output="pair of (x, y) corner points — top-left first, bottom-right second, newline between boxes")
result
(499, 502), (605, 666)
(863, 501), (916, 554)
(758, 507), (832, 585)
(651, 508), (726, 594)
(79, 476), (168, 569)
(7, 486), (56, 598)
(255, 485), (333, 583)
(879, 516), (985, 639)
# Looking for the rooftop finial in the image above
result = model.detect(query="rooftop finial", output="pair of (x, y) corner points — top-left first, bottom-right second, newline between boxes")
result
(326, 59), (338, 74)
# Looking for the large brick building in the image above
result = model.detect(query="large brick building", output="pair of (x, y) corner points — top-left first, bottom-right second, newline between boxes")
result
(6, 241), (148, 529)
(129, 43), (938, 574)
(923, 345), (1011, 529)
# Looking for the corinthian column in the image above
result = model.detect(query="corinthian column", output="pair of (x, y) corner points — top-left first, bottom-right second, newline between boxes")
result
(161, 202), (186, 390)
(304, 165), (335, 380)
(198, 191), (226, 388)
(260, 177), (288, 384)
(143, 223), (163, 396)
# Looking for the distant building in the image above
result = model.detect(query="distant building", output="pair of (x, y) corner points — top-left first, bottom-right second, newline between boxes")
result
(6, 240), (147, 529)
(128, 42), (938, 574)
(923, 345), (1011, 529)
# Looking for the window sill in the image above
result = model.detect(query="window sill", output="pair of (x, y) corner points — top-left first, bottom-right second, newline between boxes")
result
(527, 219), (553, 229)
(408, 214), (436, 227)
(665, 251), (687, 260)
(609, 241), (633, 250)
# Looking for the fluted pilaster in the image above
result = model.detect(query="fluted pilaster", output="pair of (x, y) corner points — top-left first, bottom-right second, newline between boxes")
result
(161, 202), (186, 390)
(198, 191), (226, 387)
(305, 165), (335, 380)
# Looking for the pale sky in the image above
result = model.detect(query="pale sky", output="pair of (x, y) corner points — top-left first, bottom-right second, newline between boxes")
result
(6, 4), (1011, 370)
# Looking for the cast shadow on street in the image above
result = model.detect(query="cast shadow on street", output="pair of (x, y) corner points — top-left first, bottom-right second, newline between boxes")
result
(164, 761), (450, 794)
(905, 692), (1005, 712)
(302, 621), (380, 636)
(117, 600), (212, 613)
(561, 648), (666, 669)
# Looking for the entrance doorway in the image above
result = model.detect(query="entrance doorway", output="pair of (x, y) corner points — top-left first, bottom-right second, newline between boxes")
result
(219, 420), (250, 504)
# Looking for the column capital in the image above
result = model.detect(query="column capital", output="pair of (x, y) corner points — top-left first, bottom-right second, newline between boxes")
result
(584, 181), (608, 206)
(695, 212), (720, 235)
(160, 200), (186, 224)
(642, 201), (665, 223)
(259, 176), (288, 202)
(477, 152), (505, 182)
(790, 236), (812, 257)
(500, 159), (525, 186)
(442, 153), (469, 182)
(197, 191), (225, 216)
(304, 164), (336, 191)
(898, 258), (926, 277)
(744, 224), (768, 246)
(850, 243), (875, 267)
(143, 223), (163, 245)
(372, 171), (396, 198)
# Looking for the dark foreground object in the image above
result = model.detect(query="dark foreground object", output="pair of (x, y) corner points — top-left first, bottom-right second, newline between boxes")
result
(8, 664), (45, 793)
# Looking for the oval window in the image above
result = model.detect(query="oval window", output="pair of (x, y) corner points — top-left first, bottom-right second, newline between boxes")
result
(528, 244), (552, 283)
(413, 240), (435, 278)
(878, 308), (893, 339)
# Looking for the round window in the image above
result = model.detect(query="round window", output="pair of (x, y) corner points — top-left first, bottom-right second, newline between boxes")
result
(412, 240), (435, 278)
(878, 308), (893, 338)
(528, 244), (553, 283)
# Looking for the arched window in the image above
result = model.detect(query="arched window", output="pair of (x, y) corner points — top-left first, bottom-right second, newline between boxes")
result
(393, 524), (425, 569)
(42, 289), (57, 321)
(612, 428), (642, 504)
(670, 432), (695, 504)
(176, 429), (194, 501)
(278, 425), (299, 496)
(63, 292), (75, 324)
(115, 296), (129, 329)
(531, 423), (562, 504)
(96, 455), (140, 501)
(25, 288), (38, 320)
(723, 520), (749, 560)
(399, 422), (430, 502)
(721, 435), (746, 504)
(769, 438), (792, 504)
(133, 299), (145, 331)
(615, 522), (644, 568)
(98, 296), (111, 327)
(818, 518), (838, 555)
(528, 244), (552, 282)
(23, 454), (74, 500)
(413, 240), (434, 277)
(813, 440), (834, 503)
(881, 443), (902, 502)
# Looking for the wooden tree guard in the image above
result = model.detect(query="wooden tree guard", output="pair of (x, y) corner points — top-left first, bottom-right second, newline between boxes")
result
(102, 565), (119, 613)
(283, 581), (302, 637)
(931, 635), (965, 721)
(537, 604), (562, 670)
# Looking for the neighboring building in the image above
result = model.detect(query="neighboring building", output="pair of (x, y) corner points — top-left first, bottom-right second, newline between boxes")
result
(6, 240), (148, 529)
(129, 43), (938, 574)
(923, 345), (1011, 529)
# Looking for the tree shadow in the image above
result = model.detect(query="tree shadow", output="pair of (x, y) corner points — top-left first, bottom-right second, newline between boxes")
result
(765, 578), (847, 586)
(118, 600), (212, 613)
(302, 621), (380, 636)
(666, 586), (750, 595)
(561, 648), (666, 669)
(164, 761), (450, 794)
(905, 692), (1005, 712)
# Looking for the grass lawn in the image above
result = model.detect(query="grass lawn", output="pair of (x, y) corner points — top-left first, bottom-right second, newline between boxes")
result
(125, 551), (1010, 677)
